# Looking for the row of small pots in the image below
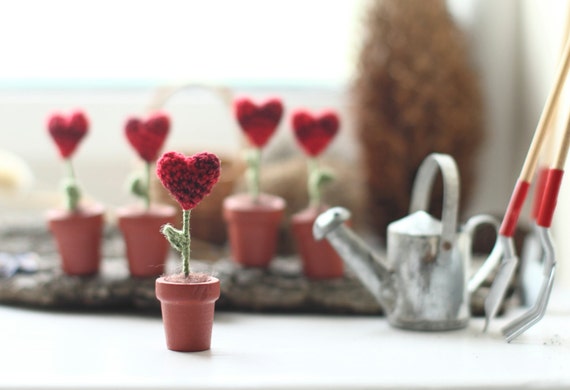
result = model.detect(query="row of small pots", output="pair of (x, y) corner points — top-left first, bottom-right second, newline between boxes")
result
(47, 194), (346, 280)
(225, 193), (345, 279)
(47, 203), (176, 277)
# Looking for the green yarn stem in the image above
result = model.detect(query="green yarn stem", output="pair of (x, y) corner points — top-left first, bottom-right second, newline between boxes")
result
(128, 162), (151, 210)
(308, 158), (319, 208)
(246, 148), (262, 201)
(161, 209), (191, 277)
(181, 209), (191, 277)
(64, 159), (81, 212)
(143, 161), (151, 210)
(307, 157), (335, 209)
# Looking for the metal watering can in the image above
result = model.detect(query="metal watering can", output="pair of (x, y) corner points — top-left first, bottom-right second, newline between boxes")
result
(313, 153), (502, 331)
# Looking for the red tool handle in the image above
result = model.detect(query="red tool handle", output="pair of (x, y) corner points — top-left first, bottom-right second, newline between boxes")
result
(499, 180), (531, 237)
(537, 168), (565, 228)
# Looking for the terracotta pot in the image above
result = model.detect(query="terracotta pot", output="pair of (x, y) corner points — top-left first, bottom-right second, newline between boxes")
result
(223, 193), (285, 268)
(47, 204), (105, 276)
(155, 275), (220, 352)
(291, 206), (345, 279)
(117, 204), (177, 277)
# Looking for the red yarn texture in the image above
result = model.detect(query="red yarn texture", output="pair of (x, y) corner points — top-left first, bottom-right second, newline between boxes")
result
(47, 110), (89, 159)
(125, 112), (170, 162)
(291, 110), (340, 157)
(156, 151), (221, 210)
(234, 97), (283, 147)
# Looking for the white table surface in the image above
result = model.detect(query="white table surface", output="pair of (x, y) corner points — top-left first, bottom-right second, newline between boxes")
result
(1, 290), (570, 390)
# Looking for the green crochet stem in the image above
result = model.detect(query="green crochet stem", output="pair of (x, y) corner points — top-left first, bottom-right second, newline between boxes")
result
(129, 162), (151, 210)
(246, 148), (262, 201)
(307, 158), (334, 209)
(144, 162), (151, 209)
(161, 209), (191, 277)
(63, 159), (81, 212)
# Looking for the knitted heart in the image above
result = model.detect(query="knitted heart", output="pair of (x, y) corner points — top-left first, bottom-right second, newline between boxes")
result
(125, 112), (170, 162)
(234, 97), (283, 147)
(156, 151), (221, 210)
(291, 110), (340, 157)
(47, 110), (89, 159)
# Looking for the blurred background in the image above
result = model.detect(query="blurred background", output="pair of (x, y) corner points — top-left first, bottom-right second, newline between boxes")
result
(1, 0), (569, 285)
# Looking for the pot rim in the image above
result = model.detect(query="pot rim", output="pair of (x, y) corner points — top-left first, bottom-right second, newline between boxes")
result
(46, 203), (105, 221)
(156, 274), (219, 286)
(116, 203), (177, 219)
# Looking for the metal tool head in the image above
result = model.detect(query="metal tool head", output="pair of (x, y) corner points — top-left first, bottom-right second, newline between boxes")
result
(519, 224), (544, 306)
(484, 235), (518, 331)
(502, 226), (556, 342)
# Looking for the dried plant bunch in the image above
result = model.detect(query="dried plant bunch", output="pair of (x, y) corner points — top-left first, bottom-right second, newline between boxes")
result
(124, 112), (171, 210)
(291, 109), (340, 208)
(156, 151), (221, 278)
(353, 0), (483, 239)
(47, 110), (90, 212)
(233, 97), (283, 201)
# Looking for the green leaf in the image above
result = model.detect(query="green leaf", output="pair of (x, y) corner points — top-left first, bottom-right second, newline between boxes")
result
(160, 223), (186, 253)
(128, 173), (148, 199)
(61, 177), (81, 212)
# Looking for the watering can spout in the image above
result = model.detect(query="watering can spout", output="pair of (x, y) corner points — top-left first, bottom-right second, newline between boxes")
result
(313, 207), (397, 313)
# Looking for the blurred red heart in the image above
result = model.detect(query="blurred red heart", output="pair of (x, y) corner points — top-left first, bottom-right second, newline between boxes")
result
(291, 110), (340, 157)
(125, 112), (170, 162)
(156, 151), (221, 210)
(47, 110), (89, 159)
(234, 97), (283, 147)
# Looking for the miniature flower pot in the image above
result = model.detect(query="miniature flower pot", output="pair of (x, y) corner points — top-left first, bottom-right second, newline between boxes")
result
(223, 193), (285, 268)
(291, 206), (345, 279)
(117, 204), (177, 277)
(47, 204), (105, 276)
(155, 275), (220, 352)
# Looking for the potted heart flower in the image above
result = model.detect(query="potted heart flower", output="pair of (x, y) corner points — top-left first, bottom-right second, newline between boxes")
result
(45, 110), (105, 276)
(155, 151), (221, 352)
(223, 97), (286, 268)
(290, 109), (346, 279)
(117, 112), (177, 277)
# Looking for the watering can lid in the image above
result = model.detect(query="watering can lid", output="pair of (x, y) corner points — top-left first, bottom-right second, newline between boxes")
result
(388, 210), (442, 236)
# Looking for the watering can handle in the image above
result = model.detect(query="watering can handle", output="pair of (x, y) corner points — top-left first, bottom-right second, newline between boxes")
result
(465, 214), (504, 294)
(409, 153), (459, 255)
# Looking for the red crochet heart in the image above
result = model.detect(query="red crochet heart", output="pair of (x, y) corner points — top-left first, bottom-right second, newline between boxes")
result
(291, 110), (340, 157)
(156, 151), (221, 210)
(125, 112), (170, 162)
(234, 97), (283, 147)
(47, 110), (89, 159)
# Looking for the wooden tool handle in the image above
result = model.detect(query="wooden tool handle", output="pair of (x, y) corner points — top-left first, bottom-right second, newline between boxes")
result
(520, 36), (570, 182)
(553, 114), (570, 169)
(500, 33), (570, 236)
(537, 105), (570, 227)
(531, 167), (549, 220)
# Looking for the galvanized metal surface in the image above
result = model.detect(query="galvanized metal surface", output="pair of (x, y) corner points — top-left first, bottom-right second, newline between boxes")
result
(315, 153), (501, 331)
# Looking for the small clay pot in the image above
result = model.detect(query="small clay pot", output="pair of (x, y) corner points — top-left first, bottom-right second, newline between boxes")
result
(117, 204), (177, 277)
(47, 204), (105, 276)
(223, 193), (285, 268)
(155, 275), (220, 352)
(291, 206), (345, 279)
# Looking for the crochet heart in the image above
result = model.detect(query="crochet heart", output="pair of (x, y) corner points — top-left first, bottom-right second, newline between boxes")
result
(234, 97), (283, 147)
(125, 112), (170, 162)
(47, 110), (89, 159)
(156, 151), (221, 210)
(291, 110), (340, 157)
